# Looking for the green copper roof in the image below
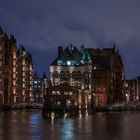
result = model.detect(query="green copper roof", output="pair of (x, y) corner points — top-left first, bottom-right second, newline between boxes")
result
(51, 45), (83, 66)
(82, 50), (91, 60)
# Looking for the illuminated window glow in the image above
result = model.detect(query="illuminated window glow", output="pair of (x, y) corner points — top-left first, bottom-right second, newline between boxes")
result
(67, 61), (71, 65)
(57, 60), (62, 65)
(34, 81), (38, 84)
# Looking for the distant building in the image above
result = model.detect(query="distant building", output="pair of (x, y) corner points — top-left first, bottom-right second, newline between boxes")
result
(125, 77), (140, 102)
(48, 44), (124, 109)
(0, 27), (33, 105)
(33, 72), (49, 103)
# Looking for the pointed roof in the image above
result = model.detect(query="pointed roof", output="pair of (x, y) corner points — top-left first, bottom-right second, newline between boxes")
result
(42, 72), (47, 79)
(82, 49), (91, 60)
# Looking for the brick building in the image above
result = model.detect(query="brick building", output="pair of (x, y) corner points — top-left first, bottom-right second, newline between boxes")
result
(0, 27), (33, 105)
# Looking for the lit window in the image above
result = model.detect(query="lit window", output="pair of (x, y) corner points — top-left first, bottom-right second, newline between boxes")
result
(64, 92), (68, 95)
(80, 60), (84, 64)
(67, 100), (71, 106)
(0, 90), (3, 94)
(0, 54), (2, 59)
(57, 60), (62, 65)
(77, 83), (81, 88)
(13, 53), (16, 59)
(0, 45), (2, 50)
(57, 101), (61, 105)
(67, 61), (71, 65)
(57, 91), (60, 95)
(34, 81), (38, 84)
(69, 92), (73, 95)
(71, 61), (75, 65)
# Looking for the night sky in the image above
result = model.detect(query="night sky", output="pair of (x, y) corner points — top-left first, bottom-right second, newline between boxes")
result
(0, 0), (140, 79)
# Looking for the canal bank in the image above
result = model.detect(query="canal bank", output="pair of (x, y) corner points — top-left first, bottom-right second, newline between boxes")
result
(42, 102), (140, 118)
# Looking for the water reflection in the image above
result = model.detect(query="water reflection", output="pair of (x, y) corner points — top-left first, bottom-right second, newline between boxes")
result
(0, 111), (140, 140)
(30, 114), (42, 140)
(60, 119), (74, 140)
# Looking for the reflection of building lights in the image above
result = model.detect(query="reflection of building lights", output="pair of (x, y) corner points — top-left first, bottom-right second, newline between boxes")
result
(64, 113), (68, 118)
(51, 112), (55, 120)
(67, 100), (71, 104)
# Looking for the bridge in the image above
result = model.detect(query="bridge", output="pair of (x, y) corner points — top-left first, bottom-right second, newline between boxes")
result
(11, 102), (43, 109)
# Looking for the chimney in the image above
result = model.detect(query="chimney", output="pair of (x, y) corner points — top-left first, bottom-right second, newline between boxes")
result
(58, 46), (63, 56)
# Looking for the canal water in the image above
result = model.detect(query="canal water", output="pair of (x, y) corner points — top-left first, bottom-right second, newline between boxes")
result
(0, 110), (140, 140)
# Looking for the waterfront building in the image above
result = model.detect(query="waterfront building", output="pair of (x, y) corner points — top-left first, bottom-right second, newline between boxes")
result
(0, 27), (33, 105)
(48, 44), (124, 109)
(49, 45), (92, 111)
(87, 46), (125, 105)
(16, 46), (33, 102)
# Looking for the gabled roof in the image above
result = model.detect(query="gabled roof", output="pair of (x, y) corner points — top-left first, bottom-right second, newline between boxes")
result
(51, 45), (83, 66)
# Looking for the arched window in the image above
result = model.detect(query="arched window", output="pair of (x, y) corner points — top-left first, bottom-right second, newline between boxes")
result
(72, 71), (76, 79)
(84, 71), (89, 78)
(77, 71), (81, 79)
(66, 71), (70, 79)
(53, 71), (59, 78)
(60, 71), (65, 79)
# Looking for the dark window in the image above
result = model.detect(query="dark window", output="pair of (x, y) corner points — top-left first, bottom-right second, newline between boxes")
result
(53, 71), (59, 78)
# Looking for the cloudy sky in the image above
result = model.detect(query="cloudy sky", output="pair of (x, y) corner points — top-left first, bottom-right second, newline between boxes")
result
(0, 0), (140, 78)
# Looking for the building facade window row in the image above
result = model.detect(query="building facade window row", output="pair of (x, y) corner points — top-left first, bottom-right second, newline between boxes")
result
(52, 71), (90, 79)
